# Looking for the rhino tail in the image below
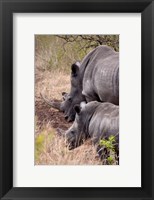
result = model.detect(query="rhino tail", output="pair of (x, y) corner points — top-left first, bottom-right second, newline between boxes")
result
(40, 92), (61, 111)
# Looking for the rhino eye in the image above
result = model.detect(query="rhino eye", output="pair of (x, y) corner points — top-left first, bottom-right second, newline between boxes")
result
(68, 97), (72, 102)
(71, 130), (74, 134)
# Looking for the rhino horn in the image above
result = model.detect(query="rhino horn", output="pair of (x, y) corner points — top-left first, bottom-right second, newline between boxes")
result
(40, 92), (61, 111)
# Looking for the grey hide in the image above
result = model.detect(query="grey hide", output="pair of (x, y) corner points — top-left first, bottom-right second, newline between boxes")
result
(65, 101), (119, 150)
(61, 45), (119, 122)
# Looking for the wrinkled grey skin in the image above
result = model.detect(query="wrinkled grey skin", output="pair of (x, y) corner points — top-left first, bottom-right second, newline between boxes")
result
(65, 101), (119, 150)
(62, 45), (119, 122)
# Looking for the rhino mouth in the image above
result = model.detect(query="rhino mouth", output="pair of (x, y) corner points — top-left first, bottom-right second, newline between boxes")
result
(67, 142), (76, 150)
(65, 135), (76, 150)
(66, 134), (84, 150)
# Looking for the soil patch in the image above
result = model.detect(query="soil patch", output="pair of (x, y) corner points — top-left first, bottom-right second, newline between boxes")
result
(35, 99), (72, 134)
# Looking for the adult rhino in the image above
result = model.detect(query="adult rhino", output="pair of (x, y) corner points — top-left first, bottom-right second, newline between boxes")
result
(42, 45), (119, 122)
(65, 101), (119, 153)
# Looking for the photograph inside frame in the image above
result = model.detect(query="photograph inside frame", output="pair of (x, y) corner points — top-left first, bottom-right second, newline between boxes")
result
(35, 35), (119, 165)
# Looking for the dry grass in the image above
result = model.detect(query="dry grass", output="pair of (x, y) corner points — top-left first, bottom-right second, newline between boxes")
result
(35, 69), (103, 165)
(35, 126), (101, 165)
(35, 70), (70, 100)
(35, 36), (103, 165)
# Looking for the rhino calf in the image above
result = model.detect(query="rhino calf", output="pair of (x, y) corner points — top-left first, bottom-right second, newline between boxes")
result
(65, 101), (119, 154)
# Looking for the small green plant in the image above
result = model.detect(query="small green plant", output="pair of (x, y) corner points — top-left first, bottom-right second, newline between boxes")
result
(100, 135), (116, 151)
(99, 135), (118, 165)
(35, 129), (55, 163)
(35, 132), (45, 162)
(107, 156), (114, 165)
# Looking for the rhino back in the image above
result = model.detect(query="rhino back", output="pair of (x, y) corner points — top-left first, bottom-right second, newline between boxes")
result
(88, 102), (119, 144)
(82, 46), (119, 104)
(80, 45), (115, 77)
(93, 54), (119, 104)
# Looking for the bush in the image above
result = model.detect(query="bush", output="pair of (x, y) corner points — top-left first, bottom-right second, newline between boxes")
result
(99, 135), (119, 165)
(35, 35), (119, 73)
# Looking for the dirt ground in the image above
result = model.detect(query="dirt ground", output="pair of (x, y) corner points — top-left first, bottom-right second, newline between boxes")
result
(35, 99), (72, 134)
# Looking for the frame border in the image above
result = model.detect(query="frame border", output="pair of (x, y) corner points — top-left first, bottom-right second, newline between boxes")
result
(0, 0), (154, 199)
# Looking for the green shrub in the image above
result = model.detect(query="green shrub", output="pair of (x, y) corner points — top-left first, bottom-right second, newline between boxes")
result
(35, 129), (55, 163)
(99, 135), (118, 165)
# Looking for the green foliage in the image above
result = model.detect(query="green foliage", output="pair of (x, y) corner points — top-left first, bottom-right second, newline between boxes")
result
(99, 135), (118, 165)
(100, 135), (116, 151)
(35, 129), (55, 162)
(107, 156), (114, 165)
(35, 132), (45, 162)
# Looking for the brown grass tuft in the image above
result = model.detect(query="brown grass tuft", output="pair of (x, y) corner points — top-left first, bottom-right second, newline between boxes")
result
(35, 127), (102, 165)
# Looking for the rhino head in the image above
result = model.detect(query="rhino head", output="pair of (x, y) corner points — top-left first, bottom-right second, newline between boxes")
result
(65, 102), (84, 150)
(65, 101), (101, 150)
(58, 61), (86, 122)
(61, 61), (85, 122)
(41, 61), (85, 122)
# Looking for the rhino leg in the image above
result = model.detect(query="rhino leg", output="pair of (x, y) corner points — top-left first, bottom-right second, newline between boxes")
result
(40, 93), (62, 111)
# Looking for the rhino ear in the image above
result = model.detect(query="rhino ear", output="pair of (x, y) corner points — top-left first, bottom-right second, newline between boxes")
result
(74, 104), (81, 114)
(71, 63), (79, 77)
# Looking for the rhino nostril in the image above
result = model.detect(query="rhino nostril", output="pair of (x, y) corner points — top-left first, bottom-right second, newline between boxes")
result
(65, 115), (68, 120)
(68, 117), (73, 122)
(71, 130), (74, 135)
